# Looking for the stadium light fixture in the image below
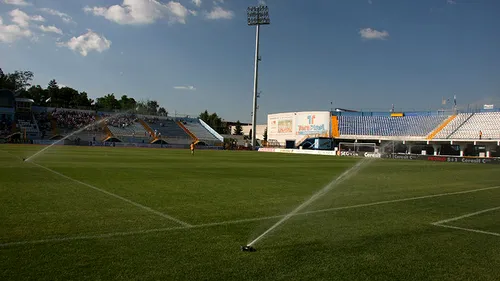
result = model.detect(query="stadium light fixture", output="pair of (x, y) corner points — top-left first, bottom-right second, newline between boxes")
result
(247, 4), (270, 148)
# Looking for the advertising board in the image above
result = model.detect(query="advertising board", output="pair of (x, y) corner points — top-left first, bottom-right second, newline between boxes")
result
(295, 111), (330, 136)
(278, 119), (293, 134)
(384, 154), (500, 164)
(267, 111), (331, 146)
(258, 147), (337, 156)
(427, 155), (499, 164)
(268, 113), (294, 135)
(258, 148), (500, 164)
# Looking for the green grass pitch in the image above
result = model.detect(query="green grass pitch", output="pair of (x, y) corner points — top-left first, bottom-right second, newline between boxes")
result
(1, 144), (499, 280)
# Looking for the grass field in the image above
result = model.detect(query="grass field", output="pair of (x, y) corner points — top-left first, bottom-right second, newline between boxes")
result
(1, 144), (499, 281)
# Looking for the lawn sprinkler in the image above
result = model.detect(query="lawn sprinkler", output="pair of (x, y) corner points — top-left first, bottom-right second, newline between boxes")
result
(241, 245), (256, 252)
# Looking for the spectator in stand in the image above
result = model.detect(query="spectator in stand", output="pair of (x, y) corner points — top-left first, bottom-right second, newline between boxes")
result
(0, 117), (13, 137)
(34, 112), (51, 135)
(51, 110), (101, 132)
(144, 117), (160, 124)
(105, 113), (137, 128)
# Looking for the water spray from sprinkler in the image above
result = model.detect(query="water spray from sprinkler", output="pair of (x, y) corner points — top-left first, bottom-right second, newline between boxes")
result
(243, 157), (372, 250)
(23, 109), (135, 163)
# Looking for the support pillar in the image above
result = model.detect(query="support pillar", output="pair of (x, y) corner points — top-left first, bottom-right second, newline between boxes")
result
(432, 144), (440, 156)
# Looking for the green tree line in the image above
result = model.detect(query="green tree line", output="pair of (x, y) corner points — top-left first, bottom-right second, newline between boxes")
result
(0, 68), (167, 116)
(1, 68), (237, 134)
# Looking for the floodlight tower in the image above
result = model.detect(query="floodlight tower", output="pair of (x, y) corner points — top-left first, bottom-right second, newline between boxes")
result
(247, 4), (270, 148)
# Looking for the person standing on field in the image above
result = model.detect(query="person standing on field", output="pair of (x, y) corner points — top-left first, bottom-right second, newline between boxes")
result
(190, 142), (195, 155)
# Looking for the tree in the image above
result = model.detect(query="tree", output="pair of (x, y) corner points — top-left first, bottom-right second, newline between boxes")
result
(135, 99), (161, 115)
(263, 127), (268, 141)
(234, 120), (243, 135)
(0, 69), (175, 113)
(135, 100), (147, 114)
(96, 94), (120, 111)
(147, 100), (159, 115)
(199, 110), (228, 134)
(119, 95), (136, 110)
(158, 107), (168, 116)
(22, 85), (48, 106)
(199, 110), (209, 122)
(76, 92), (94, 108)
(47, 79), (60, 107)
(0, 70), (34, 92)
(59, 86), (80, 108)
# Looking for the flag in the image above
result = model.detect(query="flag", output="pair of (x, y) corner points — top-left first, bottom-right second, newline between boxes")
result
(454, 95), (457, 106)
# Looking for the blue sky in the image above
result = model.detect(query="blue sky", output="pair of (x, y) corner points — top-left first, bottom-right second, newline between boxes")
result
(1, 0), (499, 123)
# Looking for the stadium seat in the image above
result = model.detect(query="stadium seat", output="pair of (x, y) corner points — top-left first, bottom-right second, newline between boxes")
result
(447, 112), (500, 140)
(182, 119), (220, 142)
(338, 115), (448, 138)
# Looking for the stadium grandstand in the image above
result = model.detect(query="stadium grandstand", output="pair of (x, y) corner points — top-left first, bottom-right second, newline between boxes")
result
(0, 89), (223, 147)
(2, 86), (499, 157)
(266, 107), (500, 158)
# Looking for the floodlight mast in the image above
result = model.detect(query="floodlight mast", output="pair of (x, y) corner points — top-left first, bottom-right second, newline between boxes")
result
(247, 5), (270, 149)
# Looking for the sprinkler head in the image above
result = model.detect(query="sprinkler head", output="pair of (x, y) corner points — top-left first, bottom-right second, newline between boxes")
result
(241, 245), (256, 252)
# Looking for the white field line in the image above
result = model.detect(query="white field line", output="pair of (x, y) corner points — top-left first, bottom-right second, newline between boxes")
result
(431, 206), (500, 238)
(1, 149), (191, 227)
(1, 185), (500, 247)
(0, 226), (190, 247)
(298, 185), (500, 216)
(432, 206), (500, 225)
(432, 224), (500, 237)
(29, 161), (193, 228)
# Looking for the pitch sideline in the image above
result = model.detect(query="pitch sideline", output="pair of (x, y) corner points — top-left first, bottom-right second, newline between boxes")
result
(431, 206), (500, 237)
(30, 162), (193, 228)
(1, 184), (499, 247)
(1, 150), (192, 228)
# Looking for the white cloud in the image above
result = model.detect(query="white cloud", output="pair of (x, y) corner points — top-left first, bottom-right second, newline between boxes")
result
(258, 0), (266, 5)
(205, 6), (234, 20)
(39, 8), (75, 24)
(174, 86), (196, 91)
(3, 0), (31, 6)
(192, 0), (202, 7)
(39, 25), (62, 35)
(84, 0), (191, 25)
(10, 9), (44, 28)
(447, 0), (456, 4)
(359, 27), (389, 40)
(166, 1), (190, 23)
(57, 29), (111, 56)
(368, 0), (373, 4)
(0, 15), (32, 43)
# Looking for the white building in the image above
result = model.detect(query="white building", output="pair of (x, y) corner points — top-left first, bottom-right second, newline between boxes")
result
(267, 111), (331, 145)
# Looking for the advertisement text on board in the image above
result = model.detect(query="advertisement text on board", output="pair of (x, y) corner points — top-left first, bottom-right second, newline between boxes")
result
(296, 124), (326, 135)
